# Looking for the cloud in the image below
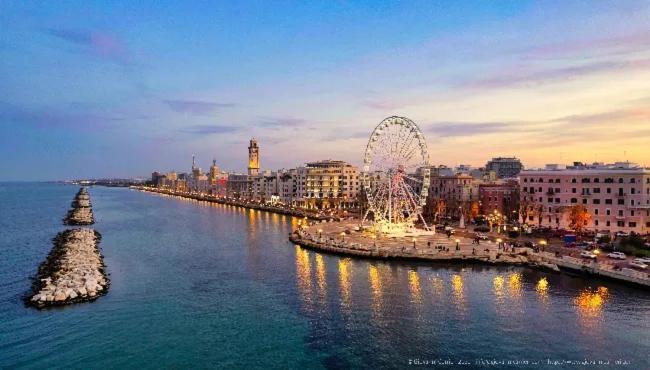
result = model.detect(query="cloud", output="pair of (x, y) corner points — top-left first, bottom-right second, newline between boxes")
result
(164, 100), (235, 116)
(257, 117), (307, 128)
(44, 28), (130, 64)
(424, 121), (537, 138)
(0, 101), (148, 130)
(179, 125), (242, 135)
(468, 58), (650, 90)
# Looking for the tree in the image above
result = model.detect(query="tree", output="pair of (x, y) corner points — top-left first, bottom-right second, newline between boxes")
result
(568, 205), (592, 234)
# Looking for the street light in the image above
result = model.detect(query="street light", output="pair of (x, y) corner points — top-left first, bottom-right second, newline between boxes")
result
(539, 239), (547, 251)
(318, 229), (323, 239)
(412, 238), (417, 249)
(340, 232), (346, 242)
(455, 238), (460, 251)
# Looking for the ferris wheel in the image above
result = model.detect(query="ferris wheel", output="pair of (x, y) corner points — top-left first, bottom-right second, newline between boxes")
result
(363, 116), (431, 234)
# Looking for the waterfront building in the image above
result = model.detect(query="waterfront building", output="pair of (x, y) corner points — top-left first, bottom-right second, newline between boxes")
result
(486, 157), (524, 179)
(227, 173), (251, 199)
(424, 173), (481, 221)
(479, 180), (519, 218)
(248, 138), (260, 176)
(519, 162), (650, 233)
(278, 169), (298, 205)
(295, 160), (360, 209)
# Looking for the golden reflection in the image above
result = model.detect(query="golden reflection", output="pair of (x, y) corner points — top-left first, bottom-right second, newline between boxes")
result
(368, 265), (383, 314)
(338, 258), (352, 309)
(574, 286), (609, 326)
(507, 272), (523, 298)
(451, 274), (465, 311)
(430, 275), (444, 299)
(271, 212), (279, 226)
(315, 254), (327, 298)
(408, 270), (422, 305)
(493, 275), (505, 305)
(536, 277), (549, 302)
(295, 246), (312, 304)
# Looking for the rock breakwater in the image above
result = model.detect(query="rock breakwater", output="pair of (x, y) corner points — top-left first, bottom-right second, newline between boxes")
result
(28, 228), (109, 308)
(64, 187), (94, 225)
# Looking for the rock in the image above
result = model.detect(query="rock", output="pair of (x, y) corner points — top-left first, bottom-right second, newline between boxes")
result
(54, 291), (67, 302)
(78, 287), (87, 296)
(68, 290), (78, 299)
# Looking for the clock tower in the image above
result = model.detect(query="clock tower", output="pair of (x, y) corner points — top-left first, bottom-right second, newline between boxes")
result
(248, 138), (260, 176)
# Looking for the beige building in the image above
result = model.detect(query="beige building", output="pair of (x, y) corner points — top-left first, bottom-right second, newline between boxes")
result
(520, 162), (650, 234)
(295, 160), (360, 209)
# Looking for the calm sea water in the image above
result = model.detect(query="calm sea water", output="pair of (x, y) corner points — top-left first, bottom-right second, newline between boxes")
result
(1, 183), (649, 369)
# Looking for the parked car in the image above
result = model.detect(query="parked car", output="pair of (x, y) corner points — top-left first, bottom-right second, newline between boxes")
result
(580, 251), (598, 260)
(633, 257), (650, 264)
(444, 226), (455, 234)
(615, 231), (629, 238)
(607, 252), (627, 260)
(628, 260), (648, 270)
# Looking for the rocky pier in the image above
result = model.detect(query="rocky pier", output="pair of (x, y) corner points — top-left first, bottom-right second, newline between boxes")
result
(27, 228), (109, 308)
(64, 187), (95, 225)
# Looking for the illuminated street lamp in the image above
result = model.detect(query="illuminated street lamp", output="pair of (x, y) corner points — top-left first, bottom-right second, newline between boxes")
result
(318, 229), (323, 239)
(340, 232), (346, 242)
(412, 238), (417, 249)
(455, 238), (460, 251)
(539, 239), (547, 251)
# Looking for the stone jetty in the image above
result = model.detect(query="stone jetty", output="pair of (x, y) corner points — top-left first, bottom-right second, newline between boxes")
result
(64, 187), (94, 225)
(28, 228), (109, 308)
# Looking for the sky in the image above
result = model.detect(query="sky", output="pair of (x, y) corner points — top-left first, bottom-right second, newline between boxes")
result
(1, 1), (649, 180)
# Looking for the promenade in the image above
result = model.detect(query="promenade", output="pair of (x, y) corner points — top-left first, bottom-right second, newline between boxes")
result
(132, 186), (342, 222)
(292, 219), (650, 289)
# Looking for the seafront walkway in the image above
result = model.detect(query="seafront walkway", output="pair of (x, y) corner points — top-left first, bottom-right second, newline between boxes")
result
(132, 186), (340, 222)
(292, 219), (650, 289)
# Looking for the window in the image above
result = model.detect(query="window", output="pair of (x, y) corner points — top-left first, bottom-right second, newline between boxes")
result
(593, 199), (600, 204)
(606, 209), (611, 215)
(593, 188), (600, 193)
(631, 210), (635, 217)
(618, 210), (624, 216)
(607, 188), (611, 194)
(572, 178), (577, 183)
(607, 221), (611, 227)
(595, 209), (599, 215)
(618, 199), (625, 205)
(571, 198), (578, 203)
(582, 199), (587, 204)
(618, 178), (623, 183)
(594, 178), (600, 183)
(617, 221), (625, 227)
(595, 220), (599, 226)
(629, 222), (637, 228)
(572, 188), (577, 193)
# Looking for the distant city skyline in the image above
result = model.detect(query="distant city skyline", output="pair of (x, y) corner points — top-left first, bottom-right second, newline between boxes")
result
(2, 1), (649, 181)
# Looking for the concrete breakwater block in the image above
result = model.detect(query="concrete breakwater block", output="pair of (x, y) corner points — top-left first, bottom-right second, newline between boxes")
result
(27, 228), (109, 308)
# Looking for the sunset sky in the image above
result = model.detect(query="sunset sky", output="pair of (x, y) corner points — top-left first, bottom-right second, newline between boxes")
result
(2, 1), (649, 180)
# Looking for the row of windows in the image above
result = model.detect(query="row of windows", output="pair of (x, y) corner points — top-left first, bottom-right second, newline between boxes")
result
(523, 187), (646, 195)
(534, 217), (650, 228)
(523, 177), (649, 184)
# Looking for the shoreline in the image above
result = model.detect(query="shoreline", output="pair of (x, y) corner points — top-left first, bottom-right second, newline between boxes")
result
(131, 186), (344, 222)
(290, 230), (650, 290)
(134, 185), (650, 290)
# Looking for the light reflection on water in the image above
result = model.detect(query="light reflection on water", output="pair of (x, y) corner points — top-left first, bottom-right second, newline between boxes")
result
(574, 286), (610, 330)
(2, 185), (650, 369)
(338, 258), (352, 311)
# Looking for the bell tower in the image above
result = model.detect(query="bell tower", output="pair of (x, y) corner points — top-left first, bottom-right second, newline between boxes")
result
(248, 138), (259, 176)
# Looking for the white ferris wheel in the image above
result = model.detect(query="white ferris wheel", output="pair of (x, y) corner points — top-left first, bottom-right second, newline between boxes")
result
(362, 116), (431, 234)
